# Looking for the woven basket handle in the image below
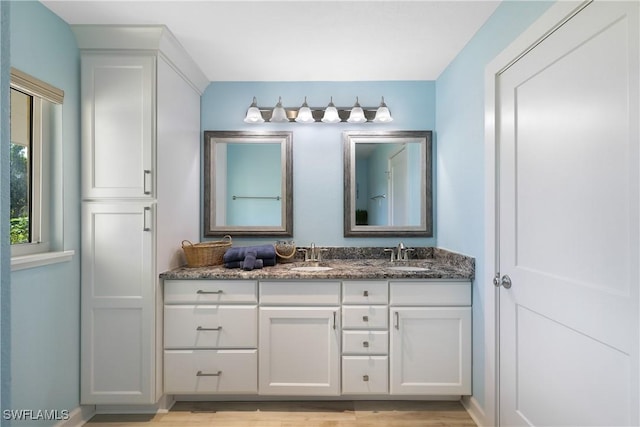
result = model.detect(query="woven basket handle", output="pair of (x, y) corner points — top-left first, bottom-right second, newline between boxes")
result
(222, 235), (232, 243)
(181, 240), (194, 248)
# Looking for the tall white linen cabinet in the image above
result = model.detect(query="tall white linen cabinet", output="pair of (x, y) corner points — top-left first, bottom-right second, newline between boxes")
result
(74, 26), (208, 405)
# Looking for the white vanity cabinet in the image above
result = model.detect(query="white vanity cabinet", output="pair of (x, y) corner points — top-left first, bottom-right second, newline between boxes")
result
(389, 280), (472, 395)
(77, 26), (208, 405)
(341, 281), (389, 394)
(258, 281), (341, 396)
(163, 280), (258, 394)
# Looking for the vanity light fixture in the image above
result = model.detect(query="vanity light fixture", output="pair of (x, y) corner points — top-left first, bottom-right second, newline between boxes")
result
(243, 96), (393, 124)
(295, 96), (315, 123)
(347, 97), (367, 123)
(321, 97), (341, 123)
(270, 96), (289, 123)
(373, 96), (393, 123)
(243, 96), (265, 123)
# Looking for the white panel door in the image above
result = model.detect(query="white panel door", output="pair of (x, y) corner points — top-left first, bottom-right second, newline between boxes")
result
(258, 306), (340, 395)
(498, 2), (639, 425)
(81, 202), (155, 404)
(81, 53), (155, 199)
(390, 307), (471, 395)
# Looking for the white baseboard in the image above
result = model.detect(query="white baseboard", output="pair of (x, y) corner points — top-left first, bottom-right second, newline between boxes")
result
(54, 405), (95, 427)
(95, 394), (175, 415)
(462, 396), (488, 427)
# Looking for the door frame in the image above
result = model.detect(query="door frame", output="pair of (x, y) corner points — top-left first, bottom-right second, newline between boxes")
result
(480, 2), (601, 426)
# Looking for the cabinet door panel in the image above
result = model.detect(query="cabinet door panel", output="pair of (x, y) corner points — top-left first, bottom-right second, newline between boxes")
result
(81, 202), (155, 404)
(390, 307), (471, 395)
(259, 307), (340, 395)
(82, 53), (155, 199)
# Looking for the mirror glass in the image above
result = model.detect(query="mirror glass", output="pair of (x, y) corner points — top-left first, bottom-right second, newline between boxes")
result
(344, 131), (432, 237)
(204, 131), (293, 236)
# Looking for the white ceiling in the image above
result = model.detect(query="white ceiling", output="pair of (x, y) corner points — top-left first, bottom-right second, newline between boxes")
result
(41, 0), (501, 82)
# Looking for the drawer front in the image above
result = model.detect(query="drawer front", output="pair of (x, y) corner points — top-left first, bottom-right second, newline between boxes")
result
(342, 305), (388, 329)
(260, 281), (341, 305)
(390, 281), (471, 306)
(164, 349), (257, 394)
(342, 330), (389, 355)
(342, 281), (388, 304)
(164, 305), (257, 348)
(342, 356), (388, 394)
(164, 280), (258, 304)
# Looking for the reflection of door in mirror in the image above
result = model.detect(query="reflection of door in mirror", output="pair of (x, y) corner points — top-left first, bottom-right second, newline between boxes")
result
(356, 143), (421, 226)
(215, 142), (282, 227)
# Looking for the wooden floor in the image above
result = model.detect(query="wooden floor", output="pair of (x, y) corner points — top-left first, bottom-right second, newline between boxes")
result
(85, 400), (477, 427)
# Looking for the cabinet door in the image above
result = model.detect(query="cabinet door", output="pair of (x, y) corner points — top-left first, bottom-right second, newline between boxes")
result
(390, 307), (471, 395)
(259, 307), (340, 395)
(81, 53), (155, 199)
(81, 202), (156, 404)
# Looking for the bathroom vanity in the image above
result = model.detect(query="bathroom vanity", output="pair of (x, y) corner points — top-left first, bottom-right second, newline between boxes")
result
(160, 248), (473, 399)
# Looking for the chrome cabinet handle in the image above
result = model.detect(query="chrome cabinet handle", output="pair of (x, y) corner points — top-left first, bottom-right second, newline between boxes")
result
(362, 315), (369, 322)
(333, 311), (337, 330)
(394, 311), (399, 329)
(143, 170), (151, 195)
(363, 341), (369, 348)
(197, 326), (222, 331)
(363, 375), (369, 382)
(143, 207), (151, 231)
(196, 370), (221, 377)
(197, 290), (224, 294)
(363, 290), (369, 297)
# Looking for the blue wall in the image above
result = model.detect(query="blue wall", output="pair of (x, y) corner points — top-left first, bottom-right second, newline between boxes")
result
(435, 0), (553, 410)
(201, 81), (437, 247)
(9, 1), (80, 424)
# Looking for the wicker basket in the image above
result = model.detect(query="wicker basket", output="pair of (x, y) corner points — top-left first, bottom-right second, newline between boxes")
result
(275, 241), (297, 263)
(182, 235), (232, 267)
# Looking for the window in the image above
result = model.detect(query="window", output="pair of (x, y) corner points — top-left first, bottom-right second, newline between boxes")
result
(10, 68), (63, 259)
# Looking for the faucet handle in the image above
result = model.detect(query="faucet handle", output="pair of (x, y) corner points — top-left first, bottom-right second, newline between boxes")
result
(384, 248), (395, 262)
(297, 248), (308, 261)
(403, 248), (415, 261)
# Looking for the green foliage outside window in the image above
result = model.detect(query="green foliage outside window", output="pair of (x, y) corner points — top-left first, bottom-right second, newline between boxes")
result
(10, 142), (29, 244)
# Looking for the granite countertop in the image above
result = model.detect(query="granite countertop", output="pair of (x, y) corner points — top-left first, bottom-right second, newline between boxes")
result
(160, 247), (474, 281)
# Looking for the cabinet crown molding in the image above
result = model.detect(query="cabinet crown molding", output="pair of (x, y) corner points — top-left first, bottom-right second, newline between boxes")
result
(71, 25), (209, 94)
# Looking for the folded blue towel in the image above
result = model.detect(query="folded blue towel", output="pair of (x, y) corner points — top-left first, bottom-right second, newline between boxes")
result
(243, 251), (257, 271)
(223, 257), (276, 269)
(223, 244), (277, 263)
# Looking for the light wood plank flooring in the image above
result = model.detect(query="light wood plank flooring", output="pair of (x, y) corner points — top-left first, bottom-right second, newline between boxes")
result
(85, 400), (477, 427)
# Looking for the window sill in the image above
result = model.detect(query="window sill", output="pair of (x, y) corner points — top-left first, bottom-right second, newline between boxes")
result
(11, 250), (75, 271)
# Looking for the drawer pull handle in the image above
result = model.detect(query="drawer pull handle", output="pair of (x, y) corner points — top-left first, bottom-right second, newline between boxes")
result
(363, 375), (369, 382)
(363, 290), (369, 297)
(197, 326), (222, 331)
(363, 341), (369, 348)
(362, 315), (369, 322)
(333, 311), (337, 330)
(196, 290), (224, 295)
(143, 170), (152, 195)
(196, 370), (222, 377)
(394, 311), (399, 329)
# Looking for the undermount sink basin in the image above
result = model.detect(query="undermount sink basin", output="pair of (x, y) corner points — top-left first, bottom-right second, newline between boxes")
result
(290, 266), (334, 272)
(388, 266), (430, 272)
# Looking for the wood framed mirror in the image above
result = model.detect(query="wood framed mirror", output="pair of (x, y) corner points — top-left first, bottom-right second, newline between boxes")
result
(343, 130), (432, 237)
(204, 131), (293, 237)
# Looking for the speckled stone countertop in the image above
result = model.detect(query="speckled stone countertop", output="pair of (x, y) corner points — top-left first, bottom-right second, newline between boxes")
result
(160, 247), (474, 281)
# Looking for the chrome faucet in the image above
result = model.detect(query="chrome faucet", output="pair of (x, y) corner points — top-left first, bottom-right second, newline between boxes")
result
(298, 243), (325, 262)
(384, 242), (415, 262)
